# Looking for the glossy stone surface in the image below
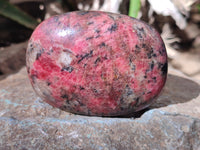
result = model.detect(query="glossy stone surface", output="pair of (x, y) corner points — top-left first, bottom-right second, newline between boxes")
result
(26, 11), (167, 116)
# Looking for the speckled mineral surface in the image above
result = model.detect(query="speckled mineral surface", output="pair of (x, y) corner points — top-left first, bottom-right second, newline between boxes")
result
(26, 11), (167, 116)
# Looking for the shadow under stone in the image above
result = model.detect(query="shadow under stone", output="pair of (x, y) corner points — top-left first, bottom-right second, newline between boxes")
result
(121, 74), (200, 118)
(151, 74), (200, 108)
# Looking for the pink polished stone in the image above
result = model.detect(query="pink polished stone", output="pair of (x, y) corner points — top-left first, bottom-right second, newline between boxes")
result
(26, 11), (167, 116)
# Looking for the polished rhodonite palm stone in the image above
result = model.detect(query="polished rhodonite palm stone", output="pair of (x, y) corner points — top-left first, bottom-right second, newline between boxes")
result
(26, 11), (167, 116)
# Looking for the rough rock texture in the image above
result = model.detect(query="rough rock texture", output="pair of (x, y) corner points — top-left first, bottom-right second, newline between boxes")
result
(0, 67), (200, 149)
(27, 11), (167, 116)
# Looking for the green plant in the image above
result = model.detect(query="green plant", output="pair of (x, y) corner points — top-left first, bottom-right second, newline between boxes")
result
(129, 0), (141, 18)
(197, 4), (200, 13)
(0, 0), (38, 29)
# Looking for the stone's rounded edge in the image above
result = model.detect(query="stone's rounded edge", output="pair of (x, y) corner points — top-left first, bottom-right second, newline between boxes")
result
(26, 10), (168, 116)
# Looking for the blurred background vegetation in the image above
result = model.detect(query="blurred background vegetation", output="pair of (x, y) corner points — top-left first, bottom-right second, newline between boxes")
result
(0, 0), (200, 80)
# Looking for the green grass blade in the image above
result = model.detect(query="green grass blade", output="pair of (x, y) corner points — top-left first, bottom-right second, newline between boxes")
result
(197, 4), (200, 13)
(129, 0), (141, 18)
(0, 0), (38, 29)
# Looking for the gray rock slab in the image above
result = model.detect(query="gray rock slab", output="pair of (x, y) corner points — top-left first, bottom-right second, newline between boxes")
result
(0, 67), (200, 150)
